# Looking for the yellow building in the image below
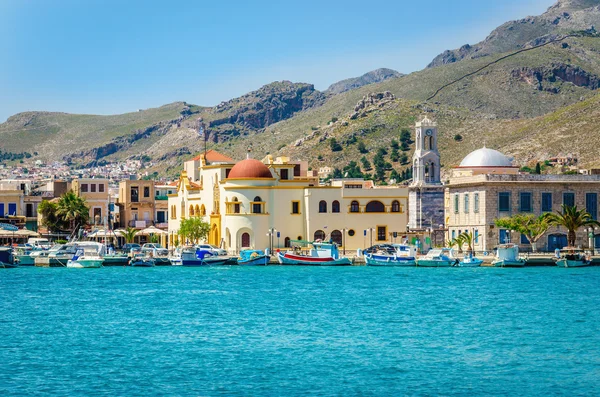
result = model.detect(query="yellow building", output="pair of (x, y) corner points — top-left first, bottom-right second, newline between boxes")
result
(168, 150), (409, 252)
(117, 179), (156, 229)
(71, 178), (110, 225)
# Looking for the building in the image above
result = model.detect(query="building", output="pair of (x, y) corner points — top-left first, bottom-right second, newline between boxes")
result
(117, 179), (156, 229)
(71, 178), (110, 225)
(445, 147), (600, 252)
(168, 150), (409, 252)
(408, 117), (445, 230)
(0, 179), (41, 230)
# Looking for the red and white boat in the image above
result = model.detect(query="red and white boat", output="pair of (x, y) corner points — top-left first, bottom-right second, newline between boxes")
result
(277, 241), (351, 266)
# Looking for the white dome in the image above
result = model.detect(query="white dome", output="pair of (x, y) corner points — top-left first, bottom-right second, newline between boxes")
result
(459, 147), (513, 167)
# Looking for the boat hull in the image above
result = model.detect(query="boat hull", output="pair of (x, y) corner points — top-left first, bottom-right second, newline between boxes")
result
(103, 255), (130, 266)
(365, 255), (415, 266)
(556, 258), (592, 268)
(277, 252), (351, 266)
(15, 255), (35, 266)
(130, 260), (155, 267)
(182, 258), (230, 266)
(492, 259), (525, 267)
(459, 259), (483, 267)
(0, 261), (19, 268)
(417, 259), (457, 267)
(67, 259), (103, 268)
(238, 255), (269, 266)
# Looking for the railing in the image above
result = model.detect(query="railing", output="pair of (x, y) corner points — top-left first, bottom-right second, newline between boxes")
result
(128, 220), (152, 228)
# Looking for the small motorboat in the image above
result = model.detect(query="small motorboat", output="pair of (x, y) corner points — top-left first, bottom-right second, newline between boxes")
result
(66, 244), (105, 268)
(492, 244), (525, 267)
(238, 249), (270, 266)
(555, 248), (592, 268)
(277, 241), (351, 266)
(169, 248), (182, 266)
(129, 253), (155, 267)
(181, 248), (229, 266)
(459, 253), (483, 267)
(0, 247), (18, 268)
(417, 248), (459, 267)
(364, 244), (417, 266)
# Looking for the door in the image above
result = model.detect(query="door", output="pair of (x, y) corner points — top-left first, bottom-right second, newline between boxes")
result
(548, 234), (567, 251)
(241, 233), (250, 248)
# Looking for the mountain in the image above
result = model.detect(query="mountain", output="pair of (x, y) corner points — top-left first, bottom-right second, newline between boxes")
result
(324, 68), (404, 95)
(428, 0), (600, 68)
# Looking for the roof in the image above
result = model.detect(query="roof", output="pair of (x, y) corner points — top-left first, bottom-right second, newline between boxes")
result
(192, 149), (234, 163)
(459, 147), (513, 168)
(227, 159), (273, 179)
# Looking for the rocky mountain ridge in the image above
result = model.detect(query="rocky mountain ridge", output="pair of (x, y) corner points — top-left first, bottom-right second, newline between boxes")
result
(324, 68), (403, 95)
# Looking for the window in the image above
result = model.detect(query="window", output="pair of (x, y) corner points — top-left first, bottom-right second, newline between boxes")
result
(225, 168), (231, 178)
(252, 196), (263, 214)
(171, 205), (176, 219)
(332, 201), (340, 213)
(542, 192), (553, 212)
(377, 226), (387, 241)
(331, 230), (342, 245)
(81, 184), (88, 193)
(454, 194), (459, 214)
(90, 184), (96, 193)
(93, 208), (102, 222)
(366, 201), (385, 213)
(563, 192), (575, 208)
(8, 203), (16, 216)
(241, 233), (250, 248)
(474, 193), (480, 213)
(499, 229), (510, 244)
(451, 230), (456, 240)
(586, 193), (598, 220)
(464, 194), (469, 213)
(157, 211), (165, 223)
(292, 201), (300, 214)
(319, 200), (327, 213)
(314, 230), (326, 241)
(232, 197), (240, 214)
(0, 203), (4, 216)
(195, 205), (200, 216)
(474, 229), (479, 244)
(131, 187), (139, 203)
(348, 229), (355, 237)
(284, 237), (291, 247)
(350, 201), (360, 213)
(26, 203), (34, 218)
(281, 169), (289, 180)
(201, 205), (206, 216)
(99, 184), (105, 193)
(391, 200), (400, 213)
(498, 192), (511, 212)
(189, 205), (194, 217)
(144, 187), (150, 198)
(520, 192), (532, 212)
(521, 233), (529, 244)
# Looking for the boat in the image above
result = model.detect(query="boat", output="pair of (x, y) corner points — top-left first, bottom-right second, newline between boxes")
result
(364, 244), (417, 266)
(277, 241), (352, 266)
(181, 247), (230, 266)
(238, 249), (270, 266)
(169, 248), (182, 266)
(555, 248), (592, 268)
(129, 253), (155, 267)
(14, 244), (36, 266)
(417, 248), (459, 267)
(492, 244), (525, 267)
(141, 243), (171, 266)
(459, 253), (483, 267)
(102, 253), (130, 266)
(66, 243), (105, 268)
(0, 247), (18, 268)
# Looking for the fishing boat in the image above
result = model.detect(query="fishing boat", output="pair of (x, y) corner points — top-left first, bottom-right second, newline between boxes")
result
(555, 248), (592, 268)
(277, 241), (351, 266)
(492, 244), (525, 267)
(364, 244), (417, 266)
(459, 253), (483, 267)
(417, 248), (458, 267)
(102, 253), (130, 266)
(0, 247), (18, 268)
(180, 247), (230, 266)
(129, 253), (155, 267)
(66, 244), (105, 268)
(238, 249), (270, 266)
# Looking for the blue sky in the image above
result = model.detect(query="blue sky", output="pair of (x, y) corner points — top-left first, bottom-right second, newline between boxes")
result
(0, 0), (552, 122)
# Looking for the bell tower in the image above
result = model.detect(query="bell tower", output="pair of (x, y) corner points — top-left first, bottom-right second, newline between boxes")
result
(409, 117), (444, 230)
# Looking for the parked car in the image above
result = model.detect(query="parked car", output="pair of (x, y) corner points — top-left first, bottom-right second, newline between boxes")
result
(195, 244), (227, 256)
(141, 243), (169, 257)
(121, 243), (142, 254)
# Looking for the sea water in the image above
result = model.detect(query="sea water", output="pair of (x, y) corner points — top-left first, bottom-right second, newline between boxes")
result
(1, 266), (599, 396)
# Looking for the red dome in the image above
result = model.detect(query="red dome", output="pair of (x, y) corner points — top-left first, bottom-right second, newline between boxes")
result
(228, 159), (273, 179)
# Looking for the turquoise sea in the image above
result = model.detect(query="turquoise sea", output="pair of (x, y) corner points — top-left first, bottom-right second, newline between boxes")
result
(1, 266), (599, 396)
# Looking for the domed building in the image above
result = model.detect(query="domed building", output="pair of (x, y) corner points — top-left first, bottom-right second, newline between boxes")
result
(445, 146), (600, 253)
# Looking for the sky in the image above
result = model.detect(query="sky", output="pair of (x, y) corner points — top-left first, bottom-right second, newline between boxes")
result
(0, 0), (553, 122)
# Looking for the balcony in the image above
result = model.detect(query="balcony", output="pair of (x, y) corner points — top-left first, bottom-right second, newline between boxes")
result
(155, 195), (169, 201)
(128, 220), (152, 228)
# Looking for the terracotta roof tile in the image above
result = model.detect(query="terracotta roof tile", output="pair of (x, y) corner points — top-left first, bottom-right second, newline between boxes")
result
(192, 149), (234, 163)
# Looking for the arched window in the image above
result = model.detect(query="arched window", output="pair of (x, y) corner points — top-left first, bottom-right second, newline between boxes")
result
(429, 162), (435, 182)
(200, 205), (206, 216)
(195, 205), (200, 217)
(391, 200), (400, 213)
(319, 200), (327, 213)
(232, 196), (240, 214)
(314, 230), (326, 241)
(284, 237), (291, 247)
(171, 205), (176, 219)
(253, 196), (263, 214)
(331, 230), (342, 245)
(189, 205), (194, 217)
(350, 201), (360, 213)
(332, 200), (340, 213)
(366, 201), (385, 213)
(241, 232), (250, 248)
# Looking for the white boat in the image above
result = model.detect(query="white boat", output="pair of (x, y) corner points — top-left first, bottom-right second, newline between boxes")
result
(67, 243), (105, 268)
(459, 253), (483, 267)
(492, 244), (525, 267)
(555, 248), (592, 268)
(277, 241), (351, 266)
(129, 254), (156, 267)
(417, 248), (458, 267)
(364, 244), (417, 266)
(169, 248), (182, 266)
(180, 247), (229, 266)
(238, 249), (269, 266)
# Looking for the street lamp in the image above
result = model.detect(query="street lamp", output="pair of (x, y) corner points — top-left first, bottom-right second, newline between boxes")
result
(267, 227), (276, 254)
(369, 227), (374, 247)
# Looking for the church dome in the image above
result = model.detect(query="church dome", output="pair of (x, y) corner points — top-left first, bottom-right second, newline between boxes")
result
(228, 159), (273, 179)
(459, 147), (513, 168)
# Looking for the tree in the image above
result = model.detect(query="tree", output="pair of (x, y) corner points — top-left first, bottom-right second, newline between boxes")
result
(360, 156), (372, 171)
(495, 214), (550, 252)
(390, 148), (400, 162)
(123, 227), (139, 244)
(543, 205), (600, 247)
(357, 141), (369, 154)
(535, 162), (541, 174)
(377, 147), (388, 156)
(343, 161), (363, 178)
(55, 191), (89, 232)
(454, 134), (463, 141)
(179, 217), (211, 244)
(38, 200), (66, 232)
(390, 139), (399, 150)
(400, 141), (410, 152)
(332, 168), (343, 179)
(329, 138), (342, 152)
(399, 153), (409, 165)
(400, 129), (411, 143)
(460, 231), (474, 254)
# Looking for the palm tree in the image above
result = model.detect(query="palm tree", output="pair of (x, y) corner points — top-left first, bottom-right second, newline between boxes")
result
(543, 205), (600, 247)
(123, 227), (139, 244)
(55, 191), (89, 233)
(460, 231), (474, 254)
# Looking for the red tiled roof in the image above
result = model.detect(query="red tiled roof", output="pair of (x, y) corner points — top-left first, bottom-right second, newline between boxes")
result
(192, 149), (234, 163)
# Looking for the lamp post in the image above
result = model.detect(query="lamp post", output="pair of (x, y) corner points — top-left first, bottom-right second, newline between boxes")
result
(369, 227), (374, 247)
(342, 228), (347, 255)
(267, 227), (276, 254)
